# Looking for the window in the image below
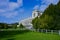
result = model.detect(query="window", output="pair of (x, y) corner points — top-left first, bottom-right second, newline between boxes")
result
(34, 13), (35, 17)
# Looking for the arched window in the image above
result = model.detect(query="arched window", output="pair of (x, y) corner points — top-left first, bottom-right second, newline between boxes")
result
(34, 13), (35, 17)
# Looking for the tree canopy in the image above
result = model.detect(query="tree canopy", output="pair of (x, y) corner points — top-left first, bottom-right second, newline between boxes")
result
(32, 1), (60, 30)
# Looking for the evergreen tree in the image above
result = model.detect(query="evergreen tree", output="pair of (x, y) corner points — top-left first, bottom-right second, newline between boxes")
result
(32, 1), (60, 30)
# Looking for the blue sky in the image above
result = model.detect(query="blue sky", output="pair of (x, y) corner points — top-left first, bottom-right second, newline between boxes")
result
(0, 0), (59, 23)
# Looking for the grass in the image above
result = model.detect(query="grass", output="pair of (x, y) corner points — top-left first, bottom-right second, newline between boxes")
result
(0, 30), (60, 40)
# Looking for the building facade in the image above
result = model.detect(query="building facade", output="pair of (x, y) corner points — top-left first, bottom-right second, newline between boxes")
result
(17, 10), (42, 29)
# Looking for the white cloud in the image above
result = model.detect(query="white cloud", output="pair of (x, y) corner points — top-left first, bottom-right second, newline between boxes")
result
(0, 0), (23, 11)
(35, 0), (59, 12)
(41, 0), (59, 5)
(33, 5), (40, 10)
(0, 8), (25, 18)
(18, 9), (25, 13)
(40, 5), (48, 12)
(0, 9), (6, 12)
(9, 0), (23, 10)
(0, 11), (18, 18)
(9, 2), (19, 10)
(0, 0), (23, 18)
(41, 0), (59, 11)
(33, 5), (47, 12)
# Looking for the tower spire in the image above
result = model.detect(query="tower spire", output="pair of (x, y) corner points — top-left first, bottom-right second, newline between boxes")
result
(32, 9), (42, 18)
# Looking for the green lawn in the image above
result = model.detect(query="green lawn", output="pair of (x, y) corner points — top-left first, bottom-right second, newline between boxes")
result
(0, 30), (60, 40)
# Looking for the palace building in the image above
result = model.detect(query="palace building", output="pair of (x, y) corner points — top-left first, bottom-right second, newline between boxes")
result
(17, 10), (42, 29)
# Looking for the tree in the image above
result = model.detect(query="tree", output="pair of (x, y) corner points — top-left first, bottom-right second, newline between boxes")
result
(0, 23), (8, 29)
(32, 1), (60, 30)
(19, 23), (25, 29)
(11, 23), (18, 29)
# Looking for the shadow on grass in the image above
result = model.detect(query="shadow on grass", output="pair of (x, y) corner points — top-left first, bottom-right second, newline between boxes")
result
(7, 38), (15, 40)
(0, 30), (30, 39)
(7, 37), (17, 40)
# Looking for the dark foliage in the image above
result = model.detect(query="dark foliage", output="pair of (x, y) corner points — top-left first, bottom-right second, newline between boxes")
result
(32, 1), (60, 30)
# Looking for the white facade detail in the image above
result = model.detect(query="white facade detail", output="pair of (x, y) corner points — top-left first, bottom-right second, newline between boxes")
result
(18, 10), (42, 29)
(32, 10), (42, 18)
